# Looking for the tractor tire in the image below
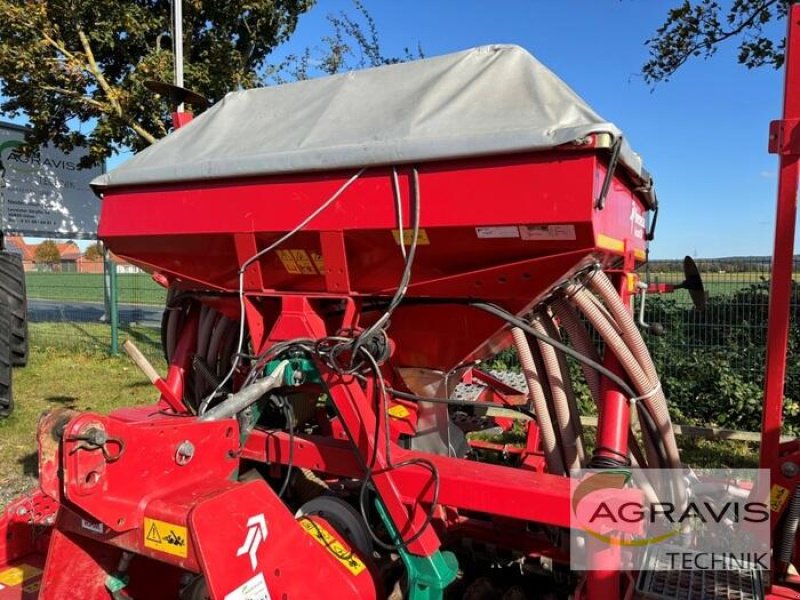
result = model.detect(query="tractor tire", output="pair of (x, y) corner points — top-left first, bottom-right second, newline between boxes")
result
(0, 251), (28, 367)
(0, 293), (13, 417)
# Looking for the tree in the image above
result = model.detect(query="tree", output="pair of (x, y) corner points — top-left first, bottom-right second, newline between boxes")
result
(83, 242), (103, 261)
(34, 240), (61, 266)
(0, 0), (314, 166)
(270, 0), (422, 82)
(644, 0), (788, 84)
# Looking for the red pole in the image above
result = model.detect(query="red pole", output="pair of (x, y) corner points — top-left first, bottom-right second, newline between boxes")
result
(760, 2), (800, 468)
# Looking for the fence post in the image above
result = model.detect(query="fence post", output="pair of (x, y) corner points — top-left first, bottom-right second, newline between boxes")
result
(104, 249), (119, 355)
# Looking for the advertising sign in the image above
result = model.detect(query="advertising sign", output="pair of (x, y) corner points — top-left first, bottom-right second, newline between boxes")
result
(0, 122), (103, 239)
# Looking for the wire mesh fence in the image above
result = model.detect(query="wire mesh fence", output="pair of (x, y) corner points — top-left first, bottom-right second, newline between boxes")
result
(25, 263), (165, 361)
(642, 258), (798, 434)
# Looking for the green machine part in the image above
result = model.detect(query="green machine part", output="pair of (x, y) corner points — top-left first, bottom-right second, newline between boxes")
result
(263, 355), (459, 597)
(375, 500), (458, 600)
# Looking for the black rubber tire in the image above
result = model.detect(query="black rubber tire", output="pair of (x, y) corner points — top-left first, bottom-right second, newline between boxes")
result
(0, 293), (13, 417)
(0, 251), (28, 367)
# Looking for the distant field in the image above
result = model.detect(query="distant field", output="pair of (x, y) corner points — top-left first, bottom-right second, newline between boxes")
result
(644, 271), (778, 303)
(25, 272), (166, 305)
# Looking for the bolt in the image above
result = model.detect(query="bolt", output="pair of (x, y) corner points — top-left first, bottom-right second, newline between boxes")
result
(175, 440), (195, 466)
(43, 515), (55, 526)
(782, 461), (799, 478)
(16, 507), (27, 517)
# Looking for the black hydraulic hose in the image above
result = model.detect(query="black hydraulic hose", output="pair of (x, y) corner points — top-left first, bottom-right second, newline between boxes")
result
(467, 301), (638, 400)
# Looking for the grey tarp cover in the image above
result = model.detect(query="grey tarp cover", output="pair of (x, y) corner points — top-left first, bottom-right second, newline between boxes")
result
(92, 45), (649, 191)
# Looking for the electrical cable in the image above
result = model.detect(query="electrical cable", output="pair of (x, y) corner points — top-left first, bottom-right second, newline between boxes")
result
(276, 396), (295, 498)
(356, 346), (440, 551)
(199, 168), (366, 414)
(349, 167), (420, 364)
(466, 301), (639, 400)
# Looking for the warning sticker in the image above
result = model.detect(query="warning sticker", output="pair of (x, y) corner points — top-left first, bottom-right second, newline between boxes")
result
(224, 572), (271, 600)
(276, 249), (320, 275)
(475, 226), (520, 239)
(771, 484), (791, 512)
(519, 224), (576, 241)
(0, 564), (41, 587)
(144, 517), (188, 558)
(388, 405), (411, 419)
(298, 518), (367, 575)
(310, 252), (325, 273)
(392, 229), (430, 246)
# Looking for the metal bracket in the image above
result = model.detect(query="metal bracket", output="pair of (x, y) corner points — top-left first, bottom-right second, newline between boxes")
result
(375, 500), (458, 600)
(595, 135), (623, 210)
(768, 119), (800, 155)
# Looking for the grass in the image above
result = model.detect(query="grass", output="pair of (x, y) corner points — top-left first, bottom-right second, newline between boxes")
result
(0, 347), (166, 505)
(25, 272), (166, 305)
(28, 322), (163, 361)
(645, 271), (777, 304)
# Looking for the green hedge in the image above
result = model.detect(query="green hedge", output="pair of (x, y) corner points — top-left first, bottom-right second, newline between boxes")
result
(647, 281), (800, 435)
(489, 281), (800, 435)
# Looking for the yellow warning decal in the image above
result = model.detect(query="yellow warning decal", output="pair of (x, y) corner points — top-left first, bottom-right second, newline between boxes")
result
(310, 252), (325, 273)
(388, 405), (411, 419)
(144, 517), (189, 558)
(0, 564), (42, 587)
(277, 249), (320, 275)
(276, 249), (302, 274)
(393, 229), (430, 246)
(289, 249), (317, 275)
(771, 484), (791, 512)
(298, 518), (367, 576)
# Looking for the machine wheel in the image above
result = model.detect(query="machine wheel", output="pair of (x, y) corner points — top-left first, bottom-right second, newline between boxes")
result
(295, 495), (374, 557)
(0, 251), (28, 367)
(0, 293), (13, 417)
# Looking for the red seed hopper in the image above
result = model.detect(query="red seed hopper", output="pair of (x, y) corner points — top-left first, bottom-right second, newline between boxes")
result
(95, 45), (654, 369)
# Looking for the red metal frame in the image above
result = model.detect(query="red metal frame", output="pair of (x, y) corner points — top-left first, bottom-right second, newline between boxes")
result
(761, 2), (800, 470)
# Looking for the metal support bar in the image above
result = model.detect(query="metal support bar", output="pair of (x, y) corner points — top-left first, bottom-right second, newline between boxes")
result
(760, 2), (800, 470)
(104, 248), (119, 355)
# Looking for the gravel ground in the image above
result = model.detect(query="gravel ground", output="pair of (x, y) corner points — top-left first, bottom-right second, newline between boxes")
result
(0, 474), (36, 510)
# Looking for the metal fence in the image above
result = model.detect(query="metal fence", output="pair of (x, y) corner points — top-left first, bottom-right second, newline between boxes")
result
(25, 257), (166, 362)
(640, 258), (799, 434)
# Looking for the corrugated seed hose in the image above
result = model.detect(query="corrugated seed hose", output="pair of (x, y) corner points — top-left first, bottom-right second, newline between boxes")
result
(565, 285), (664, 473)
(531, 315), (582, 473)
(778, 485), (800, 576)
(511, 326), (566, 475)
(550, 298), (602, 406)
(541, 313), (585, 464)
(585, 271), (686, 505)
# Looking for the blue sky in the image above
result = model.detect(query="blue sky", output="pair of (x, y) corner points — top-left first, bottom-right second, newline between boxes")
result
(6, 1), (791, 258)
(266, 0), (788, 260)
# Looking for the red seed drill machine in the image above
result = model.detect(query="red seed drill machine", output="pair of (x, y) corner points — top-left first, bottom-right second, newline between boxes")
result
(3, 5), (800, 599)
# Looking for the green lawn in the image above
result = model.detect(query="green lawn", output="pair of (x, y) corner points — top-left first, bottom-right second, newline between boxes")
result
(25, 272), (166, 305)
(645, 271), (777, 302)
(28, 322), (163, 361)
(0, 347), (166, 506)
